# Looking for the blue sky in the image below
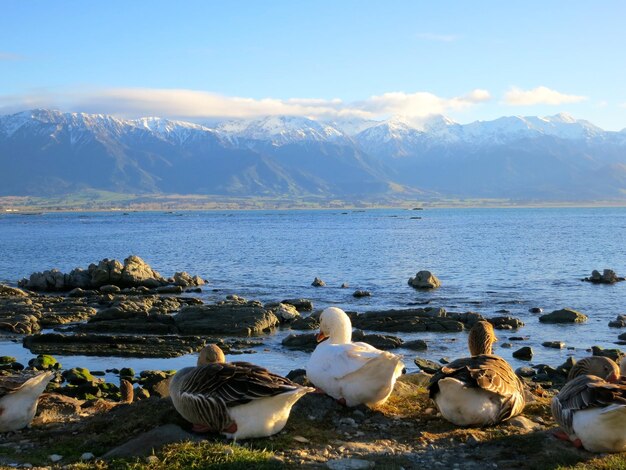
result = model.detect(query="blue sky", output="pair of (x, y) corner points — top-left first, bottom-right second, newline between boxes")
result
(1, 1), (625, 129)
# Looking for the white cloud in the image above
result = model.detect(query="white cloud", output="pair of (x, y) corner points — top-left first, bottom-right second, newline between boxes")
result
(0, 87), (492, 121)
(504, 86), (587, 106)
(416, 33), (458, 43)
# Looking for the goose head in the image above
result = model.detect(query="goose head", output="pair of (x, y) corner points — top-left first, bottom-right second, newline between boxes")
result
(317, 307), (352, 344)
(468, 320), (498, 356)
(197, 344), (226, 366)
(568, 356), (620, 382)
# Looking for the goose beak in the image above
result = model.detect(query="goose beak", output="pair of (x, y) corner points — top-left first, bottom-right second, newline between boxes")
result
(607, 372), (619, 383)
(316, 331), (328, 342)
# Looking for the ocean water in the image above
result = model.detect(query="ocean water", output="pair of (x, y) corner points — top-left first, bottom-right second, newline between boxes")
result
(0, 208), (624, 376)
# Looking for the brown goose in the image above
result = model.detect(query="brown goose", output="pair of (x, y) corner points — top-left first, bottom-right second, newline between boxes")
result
(0, 370), (54, 432)
(551, 375), (626, 452)
(567, 356), (620, 382)
(468, 320), (498, 356)
(169, 344), (313, 439)
(428, 354), (526, 426)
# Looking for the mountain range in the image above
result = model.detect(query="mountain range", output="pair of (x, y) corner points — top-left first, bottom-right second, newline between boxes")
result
(1, 108), (625, 202)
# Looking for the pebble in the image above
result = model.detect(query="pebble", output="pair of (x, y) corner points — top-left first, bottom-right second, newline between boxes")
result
(145, 455), (159, 464)
(49, 454), (63, 463)
(80, 452), (94, 461)
(293, 435), (310, 443)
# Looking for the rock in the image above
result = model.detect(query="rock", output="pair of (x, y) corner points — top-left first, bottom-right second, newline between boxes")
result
(120, 367), (135, 378)
(175, 303), (278, 336)
(500, 342), (513, 348)
(120, 379), (134, 403)
(489, 316), (525, 330)
(556, 357), (576, 376)
(508, 416), (543, 431)
(620, 332), (626, 341)
(23, 333), (206, 358)
(312, 277), (326, 287)
(290, 315), (319, 330)
(173, 271), (205, 287)
(408, 270), (441, 289)
(282, 333), (317, 352)
(0, 356), (16, 364)
(529, 307), (543, 314)
(49, 454), (63, 463)
(609, 315), (626, 328)
(352, 330), (403, 350)
(68, 287), (90, 297)
(102, 424), (203, 458)
(156, 285), (183, 294)
(62, 367), (94, 385)
(413, 357), (442, 373)
(403, 339), (428, 350)
(516, 366), (535, 378)
(80, 453), (95, 461)
(352, 307), (463, 333)
(584, 269), (624, 284)
(539, 308), (588, 324)
(513, 346), (533, 360)
(542, 341), (565, 349)
(592, 345), (624, 362)
(272, 303), (300, 323)
(353, 290), (371, 298)
(99, 284), (121, 294)
(341, 283), (349, 288)
(0, 284), (28, 297)
(281, 298), (313, 312)
(326, 458), (375, 469)
(28, 354), (61, 370)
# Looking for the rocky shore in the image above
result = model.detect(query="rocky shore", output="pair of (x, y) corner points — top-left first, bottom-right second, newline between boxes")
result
(0, 259), (624, 468)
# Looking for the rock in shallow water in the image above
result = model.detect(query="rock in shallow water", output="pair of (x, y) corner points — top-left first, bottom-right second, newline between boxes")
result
(175, 303), (278, 336)
(408, 270), (441, 289)
(539, 308), (587, 324)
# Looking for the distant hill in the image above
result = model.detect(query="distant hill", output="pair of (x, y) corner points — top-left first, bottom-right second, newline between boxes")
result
(1, 109), (625, 203)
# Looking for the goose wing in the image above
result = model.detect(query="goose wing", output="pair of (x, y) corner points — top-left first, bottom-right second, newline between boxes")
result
(552, 375), (626, 434)
(0, 371), (46, 398)
(428, 355), (525, 421)
(171, 362), (304, 431)
(180, 362), (302, 406)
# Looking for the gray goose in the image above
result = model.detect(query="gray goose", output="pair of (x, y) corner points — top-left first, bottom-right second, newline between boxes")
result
(0, 370), (54, 432)
(169, 344), (313, 440)
(551, 374), (626, 452)
(567, 356), (619, 382)
(427, 321), (525, 426)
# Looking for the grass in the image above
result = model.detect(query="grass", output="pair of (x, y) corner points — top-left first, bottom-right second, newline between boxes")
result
(62, 442), (279, 470)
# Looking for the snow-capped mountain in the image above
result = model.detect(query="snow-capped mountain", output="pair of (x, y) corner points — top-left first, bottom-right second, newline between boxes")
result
(1, 108), (625, 201)
(215, 115), (348, 146)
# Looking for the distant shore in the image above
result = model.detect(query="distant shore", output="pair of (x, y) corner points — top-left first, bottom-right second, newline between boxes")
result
(2, 192), (626, 212)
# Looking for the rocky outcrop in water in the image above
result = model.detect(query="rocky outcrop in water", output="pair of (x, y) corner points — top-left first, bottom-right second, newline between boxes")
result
(175, 301), (279, 336)
(539, 308), (588, 324)
(583, 269), (624, 284)
(351, 307), (463, 332)
(408, 271), (441, 289)
(23, 333), (207, 358)
(609, 315), (626, 328)
(18, 256), (205, 292)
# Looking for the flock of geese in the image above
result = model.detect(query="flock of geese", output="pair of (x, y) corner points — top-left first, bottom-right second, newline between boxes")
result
(2, 307), (626, 453)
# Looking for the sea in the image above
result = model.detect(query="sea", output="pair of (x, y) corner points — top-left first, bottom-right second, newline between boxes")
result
(0, 208), (624, 377)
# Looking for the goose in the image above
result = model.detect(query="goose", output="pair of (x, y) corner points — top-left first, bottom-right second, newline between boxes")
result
(551, 374), (626, 452)
(468, 320), (497, 356)
(305, 307), (404, 407)
(0, 370), (54, 432)
(427, 321), (525, 426)
(567, 356), (619, 382)
(621, 356), (626, 377)
(169, 344), (313, 440)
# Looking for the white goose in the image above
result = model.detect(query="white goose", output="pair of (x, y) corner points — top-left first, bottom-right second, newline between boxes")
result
(551, 374), (626, 452)
(169, 344), (313, 440)
(305, 307), (404, 407)
(0, 370), (54, 432)
(427, 322), (526, 426)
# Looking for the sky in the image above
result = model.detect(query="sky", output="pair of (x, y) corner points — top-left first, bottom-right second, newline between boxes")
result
(1, 1), (626, 129)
